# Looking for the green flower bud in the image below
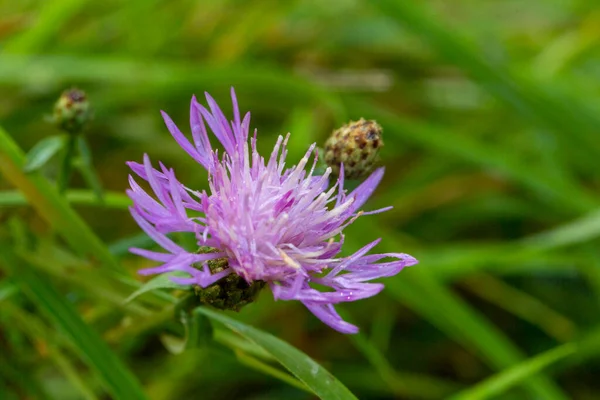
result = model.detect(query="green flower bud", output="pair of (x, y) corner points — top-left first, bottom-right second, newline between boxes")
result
(193, 247), (265, 311)
(324, 118), (383, 180)
(52, 88), (92, 134)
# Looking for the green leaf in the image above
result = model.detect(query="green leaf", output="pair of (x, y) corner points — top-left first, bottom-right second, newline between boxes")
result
(449, 343), (576, 400)
(0, 248), (147, 400)
(24, 135), (66, 172)
(125, 272), (187, 303)
(196, 307), (359, 400)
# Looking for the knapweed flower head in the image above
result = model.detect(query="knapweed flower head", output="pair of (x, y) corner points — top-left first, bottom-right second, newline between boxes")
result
(127, 88), (417, 334)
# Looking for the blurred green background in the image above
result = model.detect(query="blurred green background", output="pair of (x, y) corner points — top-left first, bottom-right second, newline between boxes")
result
(2, 0), (600, 399)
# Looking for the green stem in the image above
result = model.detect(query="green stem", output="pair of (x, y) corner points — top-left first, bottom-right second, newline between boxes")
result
(57, 134), (76, 194)
(0, 189), (130, 209)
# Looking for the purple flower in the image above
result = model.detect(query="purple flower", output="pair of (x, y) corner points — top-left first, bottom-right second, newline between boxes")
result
(127, 88), (417, 333)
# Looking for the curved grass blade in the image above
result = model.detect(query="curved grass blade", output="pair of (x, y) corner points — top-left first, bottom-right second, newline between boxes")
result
(196, 306), (359, 400)
(0, 189), (130, 209)
(449, 343), (576, 400)
(344, 98), (597, 214)
(2, 302), (99, 400)
(385, 273), (569, 400)
(0, 248), (147, 400)
(374, 0), (600, 165)
(124, 272), (187, 304)
(346, 220), (569, 400)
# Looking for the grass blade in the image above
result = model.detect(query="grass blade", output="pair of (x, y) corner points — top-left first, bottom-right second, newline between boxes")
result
(346, 220), (569, 400)
(374, 0), (600, 164)
(125, 272), (187, 304)
(344, 97), (598, 214)
(0, 189), (130, 208)
(196, 306), (359, 400)
(449, 343), (576, 400)
(2, 302), (99, 400)
(0, 248), (147, 400)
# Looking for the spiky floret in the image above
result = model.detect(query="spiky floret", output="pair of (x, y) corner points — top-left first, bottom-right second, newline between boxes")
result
(127, 88), (417, 333)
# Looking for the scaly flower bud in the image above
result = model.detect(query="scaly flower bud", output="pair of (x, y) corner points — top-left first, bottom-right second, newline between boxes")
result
(324, 118), (383, 180)
(53, 88), (91, 134)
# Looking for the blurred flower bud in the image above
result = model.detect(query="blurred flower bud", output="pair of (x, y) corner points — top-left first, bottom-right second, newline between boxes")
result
(193, 247), (265, 311)
(324, 118), (383, 180)
(52, 88), (92, 134)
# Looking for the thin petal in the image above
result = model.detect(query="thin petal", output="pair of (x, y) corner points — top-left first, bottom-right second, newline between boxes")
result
(302, 302), (359, 334)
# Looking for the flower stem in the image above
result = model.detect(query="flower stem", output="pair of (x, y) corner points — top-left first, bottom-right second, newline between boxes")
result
(57, 134), (77, 194)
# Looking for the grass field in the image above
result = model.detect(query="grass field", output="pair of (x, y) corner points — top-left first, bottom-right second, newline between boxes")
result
(2, 1), (600, 399)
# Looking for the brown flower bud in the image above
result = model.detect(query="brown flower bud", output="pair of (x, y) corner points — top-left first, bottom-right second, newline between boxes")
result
(324, 118), (383, 180)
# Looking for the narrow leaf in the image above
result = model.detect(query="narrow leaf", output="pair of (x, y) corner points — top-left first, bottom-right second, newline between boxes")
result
(125, 272), (187, 303)
(196, 307), (359, 400)
(0, 248), (147, 400)
(24, 135), (66, 172)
